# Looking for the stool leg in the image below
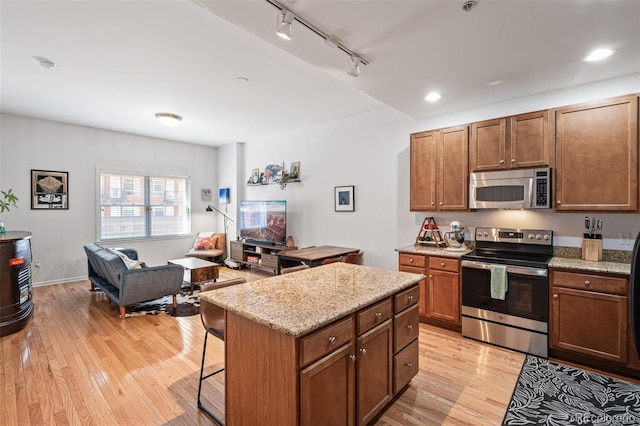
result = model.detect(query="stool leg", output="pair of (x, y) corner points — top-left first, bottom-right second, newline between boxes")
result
(197, 332), (225, 425)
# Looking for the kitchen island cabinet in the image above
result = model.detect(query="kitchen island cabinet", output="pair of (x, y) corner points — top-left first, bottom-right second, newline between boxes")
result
(550, 268), (640, 378)
(554, 94), (638, 211)
(200, 263), (423, 425)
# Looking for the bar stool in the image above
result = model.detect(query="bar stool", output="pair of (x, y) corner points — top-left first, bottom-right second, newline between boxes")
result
(197, 278), (246, 425)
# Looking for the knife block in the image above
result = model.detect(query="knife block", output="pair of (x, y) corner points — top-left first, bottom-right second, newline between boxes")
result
(581, 236), (603, 261)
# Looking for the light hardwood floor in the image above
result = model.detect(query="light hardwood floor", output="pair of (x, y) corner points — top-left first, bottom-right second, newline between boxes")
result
(0, 267), (633, 425)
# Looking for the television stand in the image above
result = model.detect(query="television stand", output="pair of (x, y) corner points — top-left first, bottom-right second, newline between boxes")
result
(229, 240), (296, 275)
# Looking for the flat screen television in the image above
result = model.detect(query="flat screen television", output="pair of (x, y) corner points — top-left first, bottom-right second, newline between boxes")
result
(239, 200), (287, 245)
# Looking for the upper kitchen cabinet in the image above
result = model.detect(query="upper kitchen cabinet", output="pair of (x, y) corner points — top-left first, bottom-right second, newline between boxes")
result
(469, 110), (550, 172)
(410, 131), (437, 210)
(555, 95), (638, 211)
(410, 126), (468, 211)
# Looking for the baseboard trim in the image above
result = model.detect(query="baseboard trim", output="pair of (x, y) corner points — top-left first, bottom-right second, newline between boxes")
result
(33, 276), (87, 287)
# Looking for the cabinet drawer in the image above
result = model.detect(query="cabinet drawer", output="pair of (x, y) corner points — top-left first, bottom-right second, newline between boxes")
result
(428, 256), (460, 273)
(399, 253), (426, 268)
(394, 339), (419, 393)
(357, 298), (392, 335)
(300, 316), (355, 367)
(552, 270), (628, 295)
(394, 285), (420, 314)
(399, 266), (425, 276)
(261, 254), (279, 268)
(394, 305), (420, 353)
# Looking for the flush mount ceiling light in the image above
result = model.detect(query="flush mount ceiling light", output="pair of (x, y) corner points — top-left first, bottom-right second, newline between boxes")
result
(276, 9), (295, 40)
(583, 48), (615, 62)
(35, 56), (56, 69)
(154, 112), (182, 127)
(424, 92), (442, 102)
(266, 0), (368, 77)
(347, 55), (361, 78)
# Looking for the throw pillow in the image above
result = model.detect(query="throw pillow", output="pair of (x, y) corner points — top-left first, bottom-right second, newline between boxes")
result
(195, 236), (218, 250)
(108, 248), (145, 270)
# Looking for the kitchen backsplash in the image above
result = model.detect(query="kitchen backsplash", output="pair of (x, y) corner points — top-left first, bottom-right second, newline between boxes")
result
(554, 246), (632, 263)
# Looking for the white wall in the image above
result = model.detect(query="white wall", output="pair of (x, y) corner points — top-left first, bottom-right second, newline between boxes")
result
(0, 114), (218, 285)
(237, 74), (640, 271)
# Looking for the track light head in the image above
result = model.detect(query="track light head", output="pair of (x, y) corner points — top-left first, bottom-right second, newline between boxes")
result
(276, 10), (295, 40)
(347, 55), (361, 77)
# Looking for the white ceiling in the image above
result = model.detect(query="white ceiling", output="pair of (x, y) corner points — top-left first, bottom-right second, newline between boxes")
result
(2, 1), (639, 147)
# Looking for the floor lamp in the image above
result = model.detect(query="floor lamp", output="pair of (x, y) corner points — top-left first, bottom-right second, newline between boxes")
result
(205, 205), (234, 263)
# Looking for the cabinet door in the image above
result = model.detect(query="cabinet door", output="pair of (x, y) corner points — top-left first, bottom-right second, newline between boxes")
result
(301, 343), (356, 426)
(357, 320), (393, 426)
(510, 110), (550, 169)
(410, 131), (437, 211)
(437, 125), (469, 211)
(550, 286), (628, 363)
(230, 241), (244, 262)
(428, 270), (461, 326)
(469, 118), (507, 171)
(555, 95), (638, 211)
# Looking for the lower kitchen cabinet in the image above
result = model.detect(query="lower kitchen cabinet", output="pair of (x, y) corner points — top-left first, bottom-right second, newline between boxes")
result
(550, 269), (640, 376)
(427, 256), (461, 330)
(398, 253), (427, 316)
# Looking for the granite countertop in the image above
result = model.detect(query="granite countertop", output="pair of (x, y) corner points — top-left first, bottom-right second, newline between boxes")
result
(199, 262), (425, 338)
(549, 257), (631, 276)
(395, 244), (471, 258)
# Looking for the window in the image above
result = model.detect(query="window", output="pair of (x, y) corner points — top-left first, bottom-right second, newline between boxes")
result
(98, 171), (191, 240)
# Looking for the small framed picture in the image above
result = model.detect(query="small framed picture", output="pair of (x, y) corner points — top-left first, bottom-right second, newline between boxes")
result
(334, 185), (355, 212)
(31, 169), (69, 209)
(289, 162), (300, 180)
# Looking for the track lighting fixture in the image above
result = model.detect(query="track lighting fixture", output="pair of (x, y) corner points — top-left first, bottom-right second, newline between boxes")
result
(267, 0), (367, 77)
(347, 55), (361, 78)
(276, 9), (295, 40)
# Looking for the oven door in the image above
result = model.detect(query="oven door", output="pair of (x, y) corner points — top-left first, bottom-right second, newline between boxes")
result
(461, 260), (548, 323)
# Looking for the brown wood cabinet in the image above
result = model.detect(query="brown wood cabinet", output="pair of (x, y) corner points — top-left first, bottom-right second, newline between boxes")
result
(229, 240), (296, 274)
(469, 110), (551, 172)
(549, 269), (640, 375)
(410, 125), (468, 211)
(398, 253), (427, 316)
(554, 95), (638, 211)
(426, 256), (461, 330)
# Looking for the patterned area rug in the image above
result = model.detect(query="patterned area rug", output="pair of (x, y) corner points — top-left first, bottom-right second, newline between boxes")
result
(503, 355), (640, 425)
(123, 286), (202, 318)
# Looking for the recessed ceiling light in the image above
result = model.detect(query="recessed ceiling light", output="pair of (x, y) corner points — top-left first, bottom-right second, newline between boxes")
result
(583, 48), (615, 62)
(236, 77), (249, 83)
(35, 56), (56, 69)
(462, 1), (477, 12)
(424, 92), (442, 102)
(155, 112), (182, 127)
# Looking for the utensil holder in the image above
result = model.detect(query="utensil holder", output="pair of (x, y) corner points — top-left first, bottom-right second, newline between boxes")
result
(581, 236), (603, 261)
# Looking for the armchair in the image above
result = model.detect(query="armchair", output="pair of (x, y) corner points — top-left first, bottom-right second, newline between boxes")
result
(186, 232), (226, 262)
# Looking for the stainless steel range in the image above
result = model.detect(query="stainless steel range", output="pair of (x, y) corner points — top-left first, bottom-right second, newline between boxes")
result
(461, 227), (553, 357)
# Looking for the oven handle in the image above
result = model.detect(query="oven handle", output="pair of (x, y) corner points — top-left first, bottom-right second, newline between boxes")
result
(461, 260), (548, 277)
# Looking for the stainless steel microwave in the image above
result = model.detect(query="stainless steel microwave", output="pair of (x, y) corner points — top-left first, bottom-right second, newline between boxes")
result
(469, 168), (551, 209)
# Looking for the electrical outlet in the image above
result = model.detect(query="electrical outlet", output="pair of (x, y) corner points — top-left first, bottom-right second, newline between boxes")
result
(620, 232), (632, 245)
(34, 259), (41, 267)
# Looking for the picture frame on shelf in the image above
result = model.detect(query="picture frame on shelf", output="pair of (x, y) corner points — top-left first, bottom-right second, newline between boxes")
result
(289, 162), (300, 180)
(334, 185), (355, 212)
(248, 168), (260, 185)
(31, 169), (69, 210)
(264, 163), (283, 183)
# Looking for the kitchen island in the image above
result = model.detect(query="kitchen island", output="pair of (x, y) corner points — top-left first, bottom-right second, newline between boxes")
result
(200, 262), (424, 425)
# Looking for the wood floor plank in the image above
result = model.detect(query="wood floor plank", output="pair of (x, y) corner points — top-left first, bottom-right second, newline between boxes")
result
(1, 266), (637, 425)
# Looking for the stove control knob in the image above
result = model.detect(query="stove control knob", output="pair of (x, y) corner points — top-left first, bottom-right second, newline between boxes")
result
(535, 234), (542, 240)
(543, 234), (550, 240)
(483, 232), (489, 237)
(528, 234), (535, 239)
(477, 232), (482, 238)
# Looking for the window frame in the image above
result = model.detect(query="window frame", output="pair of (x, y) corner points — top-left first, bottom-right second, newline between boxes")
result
(97, 169), (191, 242)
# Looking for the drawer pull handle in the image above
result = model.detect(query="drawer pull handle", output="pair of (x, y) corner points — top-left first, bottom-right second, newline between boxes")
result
(359, 348), (367, 356)
(407, 295), (414, 301)
(584, 280), (591, 286)
(553, 294), (558, 299)
(375, 312), (382, 319)
(441, 262), (445, 267)
(328, 336), (336, 344)
(407, 324), (414, 330)
(409, 258), (414, 263)
(349, 354), (356, 362)
(405, 363), (413, 368)
(429, 274), (433, 279)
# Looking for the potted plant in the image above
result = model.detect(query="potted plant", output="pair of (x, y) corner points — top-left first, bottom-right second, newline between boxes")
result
(0, 188), (19, 233)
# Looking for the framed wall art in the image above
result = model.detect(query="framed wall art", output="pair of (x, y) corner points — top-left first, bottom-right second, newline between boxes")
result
(31, 169), (69, 210)
(334, 185), (355, 212)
